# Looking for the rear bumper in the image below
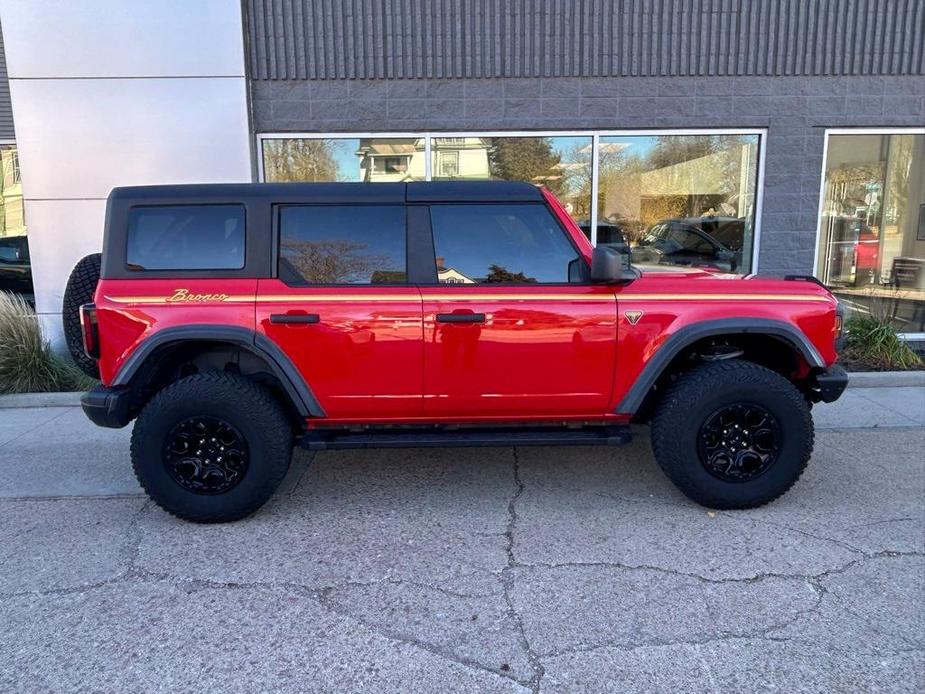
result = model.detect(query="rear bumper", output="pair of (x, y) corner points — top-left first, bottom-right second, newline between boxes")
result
(81, 385), (132, 428)
(811, 365), (849, 403)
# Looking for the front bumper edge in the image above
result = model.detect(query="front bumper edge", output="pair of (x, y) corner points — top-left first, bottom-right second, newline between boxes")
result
(813, 365), (849, 404)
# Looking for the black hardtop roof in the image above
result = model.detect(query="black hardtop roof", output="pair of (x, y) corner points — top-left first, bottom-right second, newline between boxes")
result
(108, 180), (544, 205)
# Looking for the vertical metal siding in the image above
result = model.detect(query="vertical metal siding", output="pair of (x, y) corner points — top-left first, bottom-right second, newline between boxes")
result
(246, 0), (925, 79)
(0, 19), (15, 139)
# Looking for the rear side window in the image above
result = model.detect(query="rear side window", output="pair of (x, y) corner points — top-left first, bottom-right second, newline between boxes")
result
(279, 205), (406, 284)
(126, 205), (245, 271)
(429, 204), (581, 284)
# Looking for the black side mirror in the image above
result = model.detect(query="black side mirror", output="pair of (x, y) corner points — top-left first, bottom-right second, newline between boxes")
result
(591, 244), (636, 284)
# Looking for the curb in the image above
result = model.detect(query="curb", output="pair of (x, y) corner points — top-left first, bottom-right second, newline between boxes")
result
(0, 392), (82, 409)
(847, 371), (925, 388)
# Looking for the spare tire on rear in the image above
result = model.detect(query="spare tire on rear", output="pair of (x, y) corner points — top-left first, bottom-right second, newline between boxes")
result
(62, 253), (102, 379)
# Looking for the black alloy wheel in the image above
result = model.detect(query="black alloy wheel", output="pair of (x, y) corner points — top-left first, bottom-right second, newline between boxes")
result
(163, 416), (250, 494)
(697, 403), (781, 482)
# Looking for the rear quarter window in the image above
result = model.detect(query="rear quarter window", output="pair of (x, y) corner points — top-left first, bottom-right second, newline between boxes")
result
(126, 205), (245, 271)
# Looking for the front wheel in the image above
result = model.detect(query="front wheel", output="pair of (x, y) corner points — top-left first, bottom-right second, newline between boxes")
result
(650, 360), (814, 509)
(131, 373), (293, 523)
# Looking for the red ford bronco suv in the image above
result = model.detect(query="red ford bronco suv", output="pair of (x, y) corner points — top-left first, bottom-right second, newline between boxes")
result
(77, 182), (847, 523)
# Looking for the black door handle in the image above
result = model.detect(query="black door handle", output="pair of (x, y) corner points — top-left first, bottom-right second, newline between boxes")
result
(436, 313), (486, 323)
(270, 313), (320, 324)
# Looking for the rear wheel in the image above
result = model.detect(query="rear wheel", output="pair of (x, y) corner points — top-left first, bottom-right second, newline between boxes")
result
(650, 360), (813, 509)
(131, 372), (293, 523)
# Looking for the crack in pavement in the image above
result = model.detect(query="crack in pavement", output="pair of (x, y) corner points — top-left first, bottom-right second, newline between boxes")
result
(501, 447), (545, 694)
(718, 512), (870, 556)
(314, 585), (531, 691)
(513, 549), (924, 586)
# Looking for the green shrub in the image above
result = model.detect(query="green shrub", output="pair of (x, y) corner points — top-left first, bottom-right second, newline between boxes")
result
(0, 291), (97, 394)
(843, 314), (923, 371)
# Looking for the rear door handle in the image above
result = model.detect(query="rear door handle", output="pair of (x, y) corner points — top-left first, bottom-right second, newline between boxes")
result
(270, 313), (320, 324)
(436, 313), (486, 323)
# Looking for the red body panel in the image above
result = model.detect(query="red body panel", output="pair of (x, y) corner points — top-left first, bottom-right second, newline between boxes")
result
(420, 285), (617, 417)
(93, 190), (840, 428)
(93, 278), (258, 384)
(255, 279), (423, 419)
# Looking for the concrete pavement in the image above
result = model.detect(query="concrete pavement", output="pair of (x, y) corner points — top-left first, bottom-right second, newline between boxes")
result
(0, 386), (923, 692)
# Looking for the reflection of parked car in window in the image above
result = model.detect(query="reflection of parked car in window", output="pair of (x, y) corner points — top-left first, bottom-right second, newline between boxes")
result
(632, 217), (744, 272)
(576, 220), (627, 246)
(0, 235), (34, 302)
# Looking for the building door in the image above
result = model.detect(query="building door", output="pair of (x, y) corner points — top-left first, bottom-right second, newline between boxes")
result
(419, 202), (617, 418)
(257, 204), (423, 420)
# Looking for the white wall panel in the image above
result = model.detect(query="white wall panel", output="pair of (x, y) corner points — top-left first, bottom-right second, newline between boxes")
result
(11, 77), (252, 200)
(26, 198), (107, 327)
(0, 0), (244, 78)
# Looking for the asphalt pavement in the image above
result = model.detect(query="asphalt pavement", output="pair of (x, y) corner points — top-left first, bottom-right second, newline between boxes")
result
(0, 386), (923, 692)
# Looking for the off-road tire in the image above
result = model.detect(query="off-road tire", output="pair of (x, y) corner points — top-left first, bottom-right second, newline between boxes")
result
(650, 360), (814, 509)
(62, 253), (102, 378)
(131, 372), (293, 523)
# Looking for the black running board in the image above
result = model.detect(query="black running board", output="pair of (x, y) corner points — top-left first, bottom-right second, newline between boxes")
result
(300, 425), (632, 451)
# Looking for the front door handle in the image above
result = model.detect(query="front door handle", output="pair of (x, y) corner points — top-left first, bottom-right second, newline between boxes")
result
(270, 313), (320, 324)
(436, 313), (486, 323)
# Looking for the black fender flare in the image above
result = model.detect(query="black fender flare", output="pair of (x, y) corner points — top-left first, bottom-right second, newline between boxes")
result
(112, 324), (325, 417)
(615, 318), (825, 415)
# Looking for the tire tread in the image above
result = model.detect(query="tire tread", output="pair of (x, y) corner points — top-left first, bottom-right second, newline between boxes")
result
(130, 372), (293, 523)
(651, 360), (814, 509)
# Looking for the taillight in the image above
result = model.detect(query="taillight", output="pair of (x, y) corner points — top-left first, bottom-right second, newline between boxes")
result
(79, 304), (99, 359)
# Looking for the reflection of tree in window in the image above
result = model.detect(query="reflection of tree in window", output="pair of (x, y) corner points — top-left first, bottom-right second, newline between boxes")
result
(282, 239), (400, 284)
(485, 264), (537, 283)
(262, 139), (344, 182)
(488, 138), (565, 197)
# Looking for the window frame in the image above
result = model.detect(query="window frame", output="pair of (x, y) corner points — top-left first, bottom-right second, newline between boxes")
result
(256, 128), (767, 273)
(273, 202), (412, 287)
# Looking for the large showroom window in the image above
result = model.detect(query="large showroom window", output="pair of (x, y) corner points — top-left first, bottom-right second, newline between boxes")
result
(258, 130), (763, 273)
(816, 130), (925, 334)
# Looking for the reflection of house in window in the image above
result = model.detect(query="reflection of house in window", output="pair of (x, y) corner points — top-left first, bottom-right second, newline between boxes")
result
(438, 151), (459, 177)
(637, 145), (755, 223)
(0, 146), (26, 237)
(601, 143), (755, 230)
(355, 139), (426, 182)
(431, 138), (490, 179)
(436, 256), (475, 284)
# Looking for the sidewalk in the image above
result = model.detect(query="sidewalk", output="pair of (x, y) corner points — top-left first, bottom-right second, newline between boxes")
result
(0, 384), (922, 692)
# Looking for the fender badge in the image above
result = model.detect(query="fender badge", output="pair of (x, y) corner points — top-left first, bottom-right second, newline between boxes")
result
(625, 310), (643, 325)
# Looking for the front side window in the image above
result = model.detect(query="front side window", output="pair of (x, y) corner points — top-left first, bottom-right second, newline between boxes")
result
(429, 204), (581, 284)
(126, 205), (245, 271)
(279, 205), (406, 284)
